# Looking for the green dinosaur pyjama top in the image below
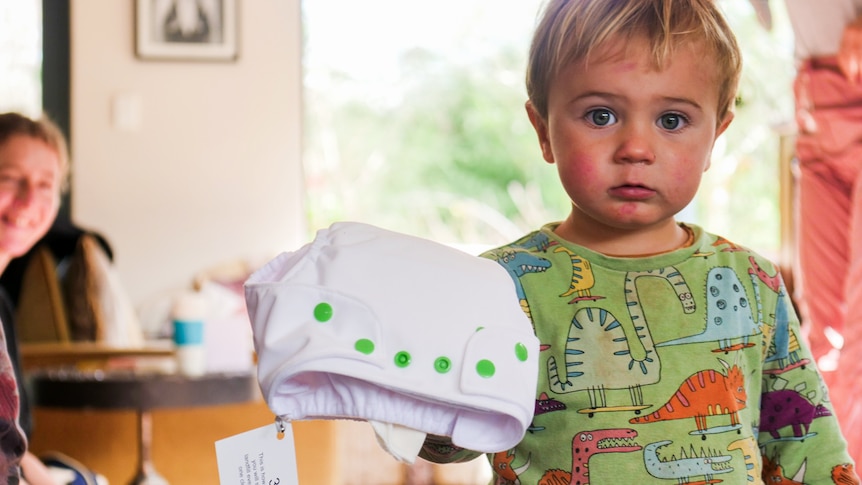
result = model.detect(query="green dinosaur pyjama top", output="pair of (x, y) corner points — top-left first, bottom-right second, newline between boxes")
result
(471, 222), (857, 485)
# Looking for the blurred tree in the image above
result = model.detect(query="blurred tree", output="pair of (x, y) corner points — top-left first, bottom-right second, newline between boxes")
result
(302, 0), (795, 255)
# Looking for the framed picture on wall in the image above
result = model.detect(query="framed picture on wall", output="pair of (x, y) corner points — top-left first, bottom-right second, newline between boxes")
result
(135, 0), (238, 61)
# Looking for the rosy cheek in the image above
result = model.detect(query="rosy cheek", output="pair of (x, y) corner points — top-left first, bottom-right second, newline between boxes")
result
(565, 155), (596, 178)
(559, 161), (596, 192)
(671, 165), (699, 186)
(577, 164), (595, 180)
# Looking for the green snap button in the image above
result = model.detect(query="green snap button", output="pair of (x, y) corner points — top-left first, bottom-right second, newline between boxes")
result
(476, 359), (495, 378)
(515, 342), (528, 362)
(355, 339), (375, 355)
(434, 357), (452, 374)
(314, 302), (333, 322)
(394, 351), (412, 368)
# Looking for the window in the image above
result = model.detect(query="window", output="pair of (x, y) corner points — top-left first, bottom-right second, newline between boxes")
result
(698, 1), (796, 259)
(302, 0), (560, 249)
(302, 0), (795, 257)
(0, 0), (42, 116)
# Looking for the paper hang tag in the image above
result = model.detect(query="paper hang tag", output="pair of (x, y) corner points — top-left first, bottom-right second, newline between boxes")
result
(215, 421), (299, 485)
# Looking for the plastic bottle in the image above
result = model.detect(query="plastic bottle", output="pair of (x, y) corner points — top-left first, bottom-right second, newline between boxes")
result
(171, 291), (207, 377)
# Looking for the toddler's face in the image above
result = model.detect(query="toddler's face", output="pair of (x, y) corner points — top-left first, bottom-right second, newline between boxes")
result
(528, 36), (732, 237)
(0, 135), (62, 259)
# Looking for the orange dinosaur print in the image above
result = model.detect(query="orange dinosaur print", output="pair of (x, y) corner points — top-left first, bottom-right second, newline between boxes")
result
(761, 455), (805, 484)
(712, 236), (746, 252)
(537, 470), (570, 485)
(629, 362), (746, 433)
(492, 449), (530, 484)
(832, 463), (860, 485)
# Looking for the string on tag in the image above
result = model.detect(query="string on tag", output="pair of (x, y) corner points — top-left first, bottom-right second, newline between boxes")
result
(275, 416), (286, 440)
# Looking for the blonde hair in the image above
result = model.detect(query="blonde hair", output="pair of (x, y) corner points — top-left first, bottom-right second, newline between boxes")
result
(0, 112), (70, 192)
(526, 0), (742, 123)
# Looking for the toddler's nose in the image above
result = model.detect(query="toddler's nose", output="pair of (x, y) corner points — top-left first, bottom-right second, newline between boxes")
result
(614, 124), (655, 165)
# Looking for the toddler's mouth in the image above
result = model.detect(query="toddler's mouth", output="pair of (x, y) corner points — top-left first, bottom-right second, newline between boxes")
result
(609, 184), (655, 200)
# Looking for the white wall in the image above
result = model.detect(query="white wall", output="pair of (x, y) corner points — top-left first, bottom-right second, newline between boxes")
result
(69, 1), (305, 306)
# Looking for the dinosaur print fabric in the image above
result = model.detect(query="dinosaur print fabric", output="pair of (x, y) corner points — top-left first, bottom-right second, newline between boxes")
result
(479, 222), (858, 485)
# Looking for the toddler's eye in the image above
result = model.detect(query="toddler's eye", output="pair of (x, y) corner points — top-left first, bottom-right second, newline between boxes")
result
(658, 113), (686, 130)
(586, 109), (616, 127)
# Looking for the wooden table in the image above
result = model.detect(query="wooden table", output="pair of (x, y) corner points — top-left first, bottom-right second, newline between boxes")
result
(27, 369), (258, 485)
(20, 341), (175, 371)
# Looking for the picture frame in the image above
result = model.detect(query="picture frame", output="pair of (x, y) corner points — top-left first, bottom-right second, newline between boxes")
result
(135, 0), (238, 61)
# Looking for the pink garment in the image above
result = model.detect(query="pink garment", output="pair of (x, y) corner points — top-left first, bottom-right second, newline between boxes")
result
(0, 324), (25, 483)
(793, 56), (862, 466)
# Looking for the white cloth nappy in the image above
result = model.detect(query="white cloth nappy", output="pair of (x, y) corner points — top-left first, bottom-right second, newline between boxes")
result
(244, 222), (539, 462)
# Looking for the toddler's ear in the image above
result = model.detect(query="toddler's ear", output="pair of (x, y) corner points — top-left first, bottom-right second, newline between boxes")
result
(716, 110), (734, 138)
(525, 101), (554, 164)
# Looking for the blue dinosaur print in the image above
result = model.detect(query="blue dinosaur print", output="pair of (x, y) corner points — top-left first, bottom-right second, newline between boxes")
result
(657, 267), (761, 351)
(764, 291), (806, 370)
(490, 248), (551, 326)
(490, 249), (551, 301)
(512, 231), (555, 252)
(643, 440), (733, 482)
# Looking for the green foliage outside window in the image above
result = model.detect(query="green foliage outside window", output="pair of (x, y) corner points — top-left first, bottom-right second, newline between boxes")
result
(302, 0), (795, 257)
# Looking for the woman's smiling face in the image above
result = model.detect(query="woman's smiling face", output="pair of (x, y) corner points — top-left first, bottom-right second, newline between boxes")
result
(0, 134), (62, 260)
